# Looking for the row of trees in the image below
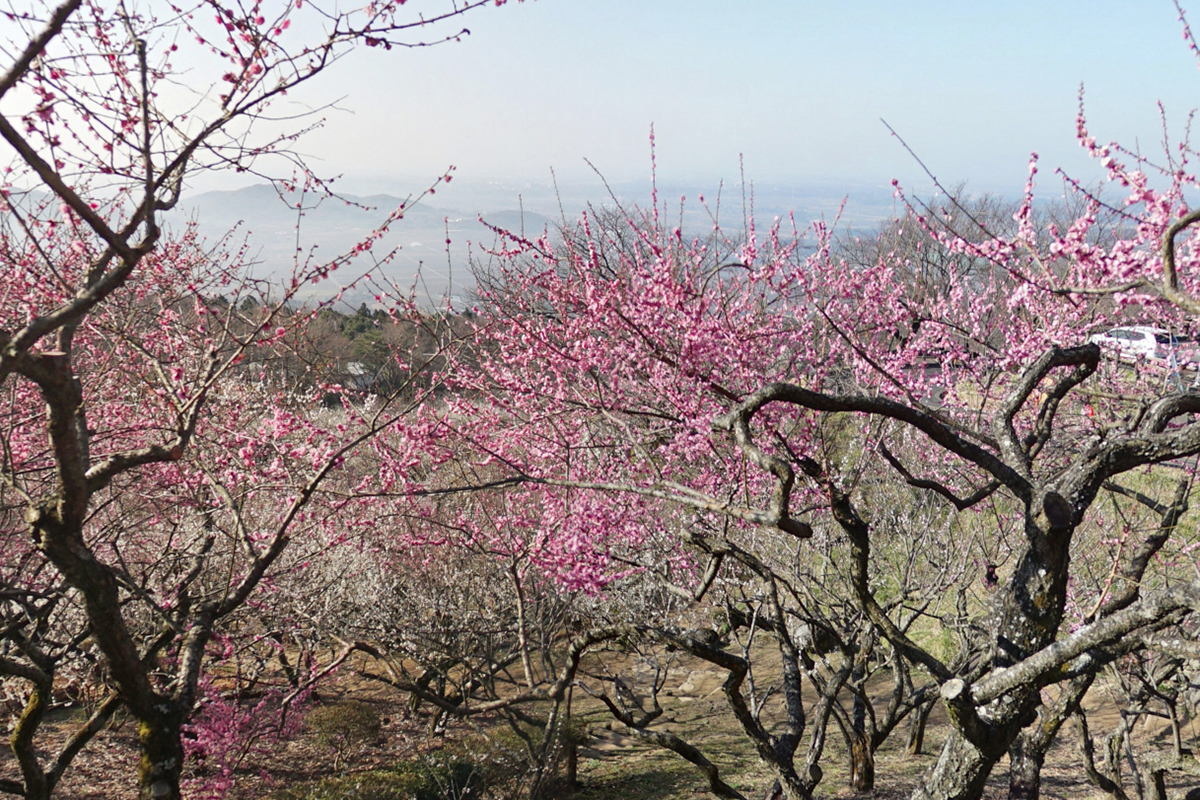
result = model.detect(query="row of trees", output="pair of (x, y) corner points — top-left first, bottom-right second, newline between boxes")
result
(1, 1), (1200, 799)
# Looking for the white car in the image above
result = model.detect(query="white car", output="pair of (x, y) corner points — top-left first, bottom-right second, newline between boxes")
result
(1088, 326), (1200, 367)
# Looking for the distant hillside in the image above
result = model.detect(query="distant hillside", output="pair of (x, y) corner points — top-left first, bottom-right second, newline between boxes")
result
(168, 184), (550, 306)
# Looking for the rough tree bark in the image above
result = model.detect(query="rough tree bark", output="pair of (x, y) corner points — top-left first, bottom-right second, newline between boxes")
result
(712, 344), (1200, 800)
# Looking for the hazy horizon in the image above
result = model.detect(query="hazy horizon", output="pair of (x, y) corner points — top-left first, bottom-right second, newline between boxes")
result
(175, 1), (1197, 203)
(152, 0), (1200, 305)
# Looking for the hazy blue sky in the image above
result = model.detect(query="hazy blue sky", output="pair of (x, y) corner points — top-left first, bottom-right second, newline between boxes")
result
(271, 0), (1199, 200)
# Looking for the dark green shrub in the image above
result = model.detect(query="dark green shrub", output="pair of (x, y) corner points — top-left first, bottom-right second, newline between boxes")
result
(480, 716), (590, 797)
(271, 754), (482, 800)
(305, 700), (383, 770)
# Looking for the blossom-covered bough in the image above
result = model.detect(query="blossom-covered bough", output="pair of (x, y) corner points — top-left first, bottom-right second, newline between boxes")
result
(0, 1), (521, 798)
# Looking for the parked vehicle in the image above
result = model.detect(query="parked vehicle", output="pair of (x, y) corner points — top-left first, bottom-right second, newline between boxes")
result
(1088, 326), (1200, 368)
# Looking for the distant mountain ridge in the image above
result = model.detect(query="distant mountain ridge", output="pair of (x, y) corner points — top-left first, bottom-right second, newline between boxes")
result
(169, 184), (551, 306)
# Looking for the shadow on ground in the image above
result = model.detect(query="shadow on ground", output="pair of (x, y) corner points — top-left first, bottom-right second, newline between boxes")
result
(571, 761), (698, 800)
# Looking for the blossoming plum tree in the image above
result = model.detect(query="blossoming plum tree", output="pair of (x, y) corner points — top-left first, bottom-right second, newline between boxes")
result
(0, 1), (518, 798)
(451, 104), (1200, 798)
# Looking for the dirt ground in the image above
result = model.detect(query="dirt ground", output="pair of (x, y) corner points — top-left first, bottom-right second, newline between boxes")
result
(4, 647), (1200, 799)
(574, 654), (1200, 800)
